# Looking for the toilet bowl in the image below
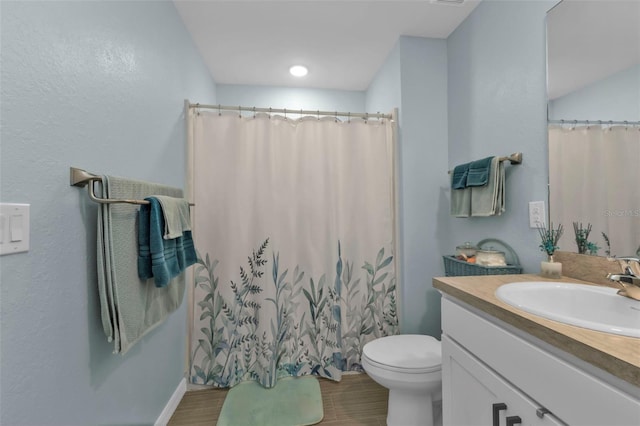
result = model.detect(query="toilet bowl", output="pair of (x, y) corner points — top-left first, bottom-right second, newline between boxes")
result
(362, 334), (442, 426)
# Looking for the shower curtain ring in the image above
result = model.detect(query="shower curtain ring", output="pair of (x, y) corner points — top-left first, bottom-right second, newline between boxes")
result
(238, 106), (242, 118)
(284, 108), (287, 120)
(317, 110), (320, 121)
(334, 111), (338, 122)
(269, 107), (272, 119)
(218, 104), (221, 116)
(348, 112), (351, 123)
(253, 107), (256, 119)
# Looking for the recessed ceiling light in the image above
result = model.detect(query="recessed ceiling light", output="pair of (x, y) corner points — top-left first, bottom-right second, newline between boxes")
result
(289, 65), (308, 77)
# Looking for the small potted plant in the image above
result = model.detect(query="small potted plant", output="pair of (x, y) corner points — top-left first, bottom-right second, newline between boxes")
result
(538, 222), (564, 278)
(573, 222), (592, 254)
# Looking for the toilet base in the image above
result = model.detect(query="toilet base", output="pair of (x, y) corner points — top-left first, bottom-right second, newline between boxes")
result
(387, 389), (434, 426)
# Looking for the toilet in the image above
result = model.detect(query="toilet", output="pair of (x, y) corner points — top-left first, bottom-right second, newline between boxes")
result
(362, 334), (442, 426)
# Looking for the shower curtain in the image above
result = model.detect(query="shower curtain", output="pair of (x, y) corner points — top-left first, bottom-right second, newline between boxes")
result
(548, 124), (640, 257)
(188, 110), (398, 388)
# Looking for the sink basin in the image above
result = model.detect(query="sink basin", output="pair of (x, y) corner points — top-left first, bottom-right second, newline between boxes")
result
(496, 282), (640, 338)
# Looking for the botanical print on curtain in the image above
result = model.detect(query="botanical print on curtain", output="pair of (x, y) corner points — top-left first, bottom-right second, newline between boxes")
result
(549, 125), (640, 257)
(189, 111), (398, 388)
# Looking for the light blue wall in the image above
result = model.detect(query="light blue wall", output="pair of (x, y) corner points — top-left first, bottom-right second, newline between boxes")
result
(0, 1), (216, 425)
(0, 0), (568, 422)
(445, 0), (556, 277)
(365, 42), (402, 114)
(216, 85), (365, 113)
(366, 37), (448, 336)
(397, 37), (448, 336)
(549, 64), (640, 121)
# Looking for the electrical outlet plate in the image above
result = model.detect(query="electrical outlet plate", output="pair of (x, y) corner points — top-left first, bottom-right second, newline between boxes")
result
(529, 201), (545, 228)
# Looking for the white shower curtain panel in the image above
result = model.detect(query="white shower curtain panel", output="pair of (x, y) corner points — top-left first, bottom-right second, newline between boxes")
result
(549, 125), (640, 257)
(189, 111), (398, 388)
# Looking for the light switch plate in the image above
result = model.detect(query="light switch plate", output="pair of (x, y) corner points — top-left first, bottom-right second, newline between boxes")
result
(0, 203), (30, 255)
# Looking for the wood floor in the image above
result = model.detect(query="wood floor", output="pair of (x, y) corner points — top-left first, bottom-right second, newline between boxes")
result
(168, 373), (389, 426)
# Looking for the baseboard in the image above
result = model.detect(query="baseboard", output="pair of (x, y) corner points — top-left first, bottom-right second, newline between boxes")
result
(155, 377), (187, 426)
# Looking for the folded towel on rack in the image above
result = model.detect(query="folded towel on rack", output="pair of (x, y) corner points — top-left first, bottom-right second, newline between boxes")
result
(471, 157), (505, 216)
(154, 195), (192, 239)
(96, 175), (186, 354)
(451, 162), (470, 189)
(138, 197), (196, 287)
(466, 156), (494, 187)
(450, 176), (471, 218)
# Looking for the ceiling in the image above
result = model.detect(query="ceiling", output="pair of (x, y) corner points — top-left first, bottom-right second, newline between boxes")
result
(174, 0), (481, 91)
(547, 0), (640, 100)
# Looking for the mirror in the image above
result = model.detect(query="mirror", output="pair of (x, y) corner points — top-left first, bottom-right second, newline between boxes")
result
(546, 0), (640, 258)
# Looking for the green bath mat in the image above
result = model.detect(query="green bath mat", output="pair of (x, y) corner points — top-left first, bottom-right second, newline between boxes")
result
(217, 376), (323, 426)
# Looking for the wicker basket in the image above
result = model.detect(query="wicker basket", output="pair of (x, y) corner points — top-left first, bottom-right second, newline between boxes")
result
(443, 238), (523, 277)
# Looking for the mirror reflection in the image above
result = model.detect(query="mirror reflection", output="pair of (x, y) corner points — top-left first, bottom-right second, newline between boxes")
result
(546, 0), (640, 257)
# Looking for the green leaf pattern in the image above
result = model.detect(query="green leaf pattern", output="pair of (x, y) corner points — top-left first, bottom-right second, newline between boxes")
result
(190, 239), (398, 388)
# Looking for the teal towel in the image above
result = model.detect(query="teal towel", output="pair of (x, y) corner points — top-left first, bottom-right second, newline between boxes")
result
(467, 156), (494, 187)
(138, 197), (196, 288)
(96, 176), (186, 354)
(451, 162), (470, 189)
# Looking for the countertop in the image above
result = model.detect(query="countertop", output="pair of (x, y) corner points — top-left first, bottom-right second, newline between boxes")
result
(432, 274), (640, 388)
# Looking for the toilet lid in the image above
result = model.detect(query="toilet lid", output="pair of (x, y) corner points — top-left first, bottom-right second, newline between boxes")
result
(362, 335), (441, 373)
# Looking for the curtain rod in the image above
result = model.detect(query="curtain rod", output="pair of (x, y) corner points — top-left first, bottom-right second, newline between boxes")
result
(189, 103), (393, 120)
(549, 119), (640, 126)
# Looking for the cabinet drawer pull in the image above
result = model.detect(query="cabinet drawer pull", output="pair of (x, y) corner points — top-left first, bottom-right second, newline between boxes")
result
(506, 415), (522, 426)
(492, 403), (507, 426)
(536, 407), (551, 418)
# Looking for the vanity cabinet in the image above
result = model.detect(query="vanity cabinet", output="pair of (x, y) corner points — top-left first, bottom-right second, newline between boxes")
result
(441, 297), (640, 426)
(444, 334), (564, 425)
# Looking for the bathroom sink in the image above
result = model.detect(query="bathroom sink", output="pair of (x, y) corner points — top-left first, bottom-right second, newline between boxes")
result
(495, 282), (640, 338)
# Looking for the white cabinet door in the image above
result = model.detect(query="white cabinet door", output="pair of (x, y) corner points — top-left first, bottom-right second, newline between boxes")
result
(443, 334), (565, 426)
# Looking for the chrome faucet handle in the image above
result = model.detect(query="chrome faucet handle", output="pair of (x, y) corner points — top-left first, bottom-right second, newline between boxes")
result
(616, 257), (640, 277)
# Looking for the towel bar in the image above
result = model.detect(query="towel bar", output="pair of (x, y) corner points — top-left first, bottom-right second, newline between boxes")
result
(70, 167), (195, 206)
(447, 152), (522, 174)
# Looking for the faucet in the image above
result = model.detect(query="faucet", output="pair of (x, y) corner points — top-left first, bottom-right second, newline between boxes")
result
(607, 257), (640, 300)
